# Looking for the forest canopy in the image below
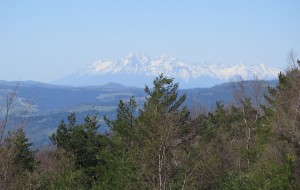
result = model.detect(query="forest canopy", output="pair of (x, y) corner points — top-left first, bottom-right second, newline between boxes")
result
(1, 59), (300, 189)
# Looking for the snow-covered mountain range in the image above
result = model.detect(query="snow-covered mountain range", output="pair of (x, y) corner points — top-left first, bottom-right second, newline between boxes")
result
(55, 53), (281, 88)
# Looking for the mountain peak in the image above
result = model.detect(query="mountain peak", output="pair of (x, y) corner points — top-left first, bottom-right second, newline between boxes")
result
(55, 53), (282, 88)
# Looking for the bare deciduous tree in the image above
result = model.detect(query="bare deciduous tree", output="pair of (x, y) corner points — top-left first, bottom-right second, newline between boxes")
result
(232, 76), (265, 168)
(0, 83), (19, 142)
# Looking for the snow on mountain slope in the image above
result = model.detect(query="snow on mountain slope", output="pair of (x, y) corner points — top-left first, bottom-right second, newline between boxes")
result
(55, 53), (281, 88)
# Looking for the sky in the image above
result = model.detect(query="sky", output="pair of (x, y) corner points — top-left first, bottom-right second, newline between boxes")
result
(0, 0), (299, 82)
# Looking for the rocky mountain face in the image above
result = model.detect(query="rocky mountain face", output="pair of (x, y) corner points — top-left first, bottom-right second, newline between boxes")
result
(55, 53), (281, 88)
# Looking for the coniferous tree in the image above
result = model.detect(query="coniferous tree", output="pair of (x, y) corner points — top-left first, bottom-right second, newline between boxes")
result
(133, 74), (192, 189)
(50, 113), (105, 187)
(12, 128), (36, 172)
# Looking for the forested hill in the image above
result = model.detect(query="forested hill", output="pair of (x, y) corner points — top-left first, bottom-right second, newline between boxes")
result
(2, 67), (300, 189)
(0, 79), (276, 145)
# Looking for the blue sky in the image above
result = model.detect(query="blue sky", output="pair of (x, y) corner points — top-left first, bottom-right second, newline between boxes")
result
(0, 0), (299, 82)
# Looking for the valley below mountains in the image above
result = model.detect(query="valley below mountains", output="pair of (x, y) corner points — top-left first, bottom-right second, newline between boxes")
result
(0, 79), (277, 146)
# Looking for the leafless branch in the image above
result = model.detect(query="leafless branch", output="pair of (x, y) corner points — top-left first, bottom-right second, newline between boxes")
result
(0, 82), (19, 142)
(287, 50), (298, 69)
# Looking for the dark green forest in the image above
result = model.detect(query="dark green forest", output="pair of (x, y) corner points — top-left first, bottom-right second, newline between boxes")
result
(1, 60), (300, 189)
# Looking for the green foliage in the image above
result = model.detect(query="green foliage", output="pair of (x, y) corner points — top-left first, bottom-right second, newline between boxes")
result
(37, 151), (86, 190)
(105, 74), (194, 189)
(50, 113), (105, 187)
(104, 97), (138, 147)
(0, 128), (37, 189)
(143, 73), (187, 113)
(49, 111), (138, 189)
(14, 68), (300, 189)
(221, 156), (296, 190)
(9, 128), (37, 172)
(139, 74), (194, 188)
